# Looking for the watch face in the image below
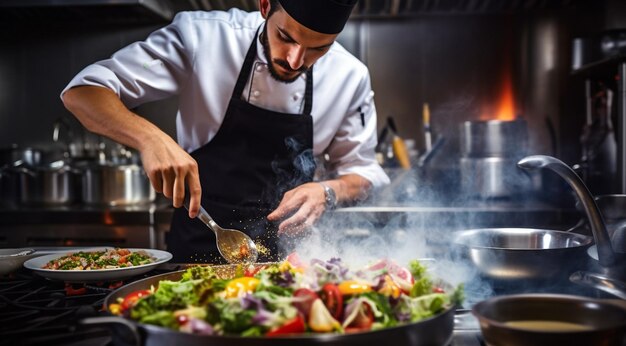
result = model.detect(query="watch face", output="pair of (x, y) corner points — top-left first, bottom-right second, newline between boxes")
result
(320, 183), (336, 209)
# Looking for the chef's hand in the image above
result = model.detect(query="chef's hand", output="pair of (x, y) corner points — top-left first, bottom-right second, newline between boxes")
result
(267, 182), (328, 236)
(140, 133), (202, 219)
(61, 85), (202, 218)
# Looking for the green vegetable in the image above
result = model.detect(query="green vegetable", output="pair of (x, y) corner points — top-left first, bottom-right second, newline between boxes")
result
(451, 283), (465, 306)
(137, 310), (177, 329)
(359, 291), (398, 329)
(255, 264), (294, 297)
(395, 293), (449, 322)
(182, 265), (218, 281)
(210, 299), (258, 333)
(409, 277), (433, 297)
(95, 258), (118, 267)
(127, 252), (151, 266)
(59, 260), (81, 270)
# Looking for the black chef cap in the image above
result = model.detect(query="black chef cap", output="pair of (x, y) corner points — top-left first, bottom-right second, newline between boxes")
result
(277, 0), (358, 35)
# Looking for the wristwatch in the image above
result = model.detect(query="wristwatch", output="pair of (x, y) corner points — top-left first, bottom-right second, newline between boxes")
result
(319, 182), (337, 210)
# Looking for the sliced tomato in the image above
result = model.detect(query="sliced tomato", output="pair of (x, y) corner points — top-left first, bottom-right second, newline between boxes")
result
(344, 302), (374, 333)
(118, 255), (129, 264)
(318, 283), (343, 320)
(266, 315), (306, 336)
(293, 288), (319, 318)
(286, 252), (306, 269)
(121, 289), (152, 310)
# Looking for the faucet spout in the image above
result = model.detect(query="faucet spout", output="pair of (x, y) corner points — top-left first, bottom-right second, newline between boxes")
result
(518, 155), (616, 266)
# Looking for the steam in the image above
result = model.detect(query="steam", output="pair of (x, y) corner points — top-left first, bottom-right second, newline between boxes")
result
(268, 136), (316, 205)
(273, 96), (572, 308)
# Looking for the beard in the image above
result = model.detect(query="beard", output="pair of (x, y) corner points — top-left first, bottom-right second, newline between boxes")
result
(260, 28), (308, 84)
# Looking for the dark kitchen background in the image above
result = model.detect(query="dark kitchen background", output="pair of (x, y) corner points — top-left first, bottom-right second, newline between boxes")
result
(1, 0), (626, 249)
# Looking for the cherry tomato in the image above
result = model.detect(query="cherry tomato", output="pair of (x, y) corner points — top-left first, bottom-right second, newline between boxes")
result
(176, 314), (189, 326)
(266, 315), (306, 336)
(432, 286), (445, 293)
(243, 265), (262, 277)
(121, 289), (152, 310)
(318, 283), (343, 320)
(293, 288), (319, 318)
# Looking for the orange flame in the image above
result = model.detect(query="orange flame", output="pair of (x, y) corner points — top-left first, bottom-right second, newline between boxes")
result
(481, 67), (517, 121)
(494, 74), (516, 121)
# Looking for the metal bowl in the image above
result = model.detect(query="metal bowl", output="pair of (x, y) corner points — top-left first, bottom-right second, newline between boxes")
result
(472, 294), (626, 346)
(453, 228), (593, 281)
(0, 248), (36, 276)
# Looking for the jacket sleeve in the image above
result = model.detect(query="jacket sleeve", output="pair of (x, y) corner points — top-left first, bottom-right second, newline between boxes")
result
(61, 12), (196, 109)
(325, 69), (390, 189)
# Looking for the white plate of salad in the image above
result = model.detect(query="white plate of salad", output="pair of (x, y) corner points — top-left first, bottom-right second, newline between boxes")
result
(23, 247), (172, 282)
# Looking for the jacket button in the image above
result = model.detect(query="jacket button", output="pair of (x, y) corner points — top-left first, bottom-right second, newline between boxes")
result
(253, 90), (261, 98)
(256, 64), (264, 72)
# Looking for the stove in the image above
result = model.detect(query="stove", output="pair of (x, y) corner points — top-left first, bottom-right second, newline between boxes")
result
(0, 264), (484, 346)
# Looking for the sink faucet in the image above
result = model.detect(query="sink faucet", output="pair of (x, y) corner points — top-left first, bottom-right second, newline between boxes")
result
(518, 155), (617, 266)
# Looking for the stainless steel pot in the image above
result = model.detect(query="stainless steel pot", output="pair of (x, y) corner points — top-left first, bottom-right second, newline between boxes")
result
(472, 294), (626, 346)
(460, 119), (528, 158)
(17, 161), (78, 205)
(453, 228), (593, 281)
(459, 157), (532, 198)
(459, 119), (531, 198)
(81, 265), (456, 346)
(80, 163), (155, 206)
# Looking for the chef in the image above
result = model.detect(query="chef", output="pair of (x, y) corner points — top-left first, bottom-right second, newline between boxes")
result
(61, 0), (389, 263)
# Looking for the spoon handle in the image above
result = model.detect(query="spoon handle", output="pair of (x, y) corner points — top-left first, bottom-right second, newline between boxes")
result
(182, 194), (220, 233)
(196, 205), (220, 232)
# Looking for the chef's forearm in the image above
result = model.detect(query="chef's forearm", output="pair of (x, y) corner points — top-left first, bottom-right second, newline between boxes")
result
(61, 85), (164, 152)
(326, 174), (372, 205)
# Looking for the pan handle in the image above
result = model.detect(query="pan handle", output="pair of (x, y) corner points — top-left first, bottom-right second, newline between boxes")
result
(80, 316), (141, 346)
(570, 271), (626, 300)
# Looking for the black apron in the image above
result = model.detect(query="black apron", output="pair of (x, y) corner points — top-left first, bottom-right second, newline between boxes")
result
(167, 27), (315, 264)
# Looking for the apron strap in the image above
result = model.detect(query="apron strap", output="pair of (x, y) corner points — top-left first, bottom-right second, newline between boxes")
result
(232, 26), (262, 99)
(303, 67), (313, 115)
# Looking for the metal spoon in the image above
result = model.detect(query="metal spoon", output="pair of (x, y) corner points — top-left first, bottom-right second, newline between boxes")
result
(183, 198), (258, 264)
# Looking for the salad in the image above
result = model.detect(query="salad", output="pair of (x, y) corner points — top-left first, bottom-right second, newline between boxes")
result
(43, 248), (155, 270)
(110, 255), (463, 336)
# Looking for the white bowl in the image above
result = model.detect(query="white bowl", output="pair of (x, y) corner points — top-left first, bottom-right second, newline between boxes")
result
(0, 248), (37, 276)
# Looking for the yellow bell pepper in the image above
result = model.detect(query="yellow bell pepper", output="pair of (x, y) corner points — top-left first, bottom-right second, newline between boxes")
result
(378, 275), (401, 298)
(108, 303), (122, 315)
(338, 280), (372, 295)
(224, 277), (260, 298)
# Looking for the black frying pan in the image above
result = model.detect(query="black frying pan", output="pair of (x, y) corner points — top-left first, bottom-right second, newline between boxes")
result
(472, 294), (626, 346)
(81, 264), (456, 346)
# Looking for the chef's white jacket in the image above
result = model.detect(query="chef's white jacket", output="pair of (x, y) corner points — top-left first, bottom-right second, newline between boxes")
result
(62, 9), (389, 188)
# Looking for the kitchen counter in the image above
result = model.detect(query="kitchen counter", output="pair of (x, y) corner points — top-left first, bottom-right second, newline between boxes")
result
(0, 196), (582, 249)
(0, 196), (580, 226)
